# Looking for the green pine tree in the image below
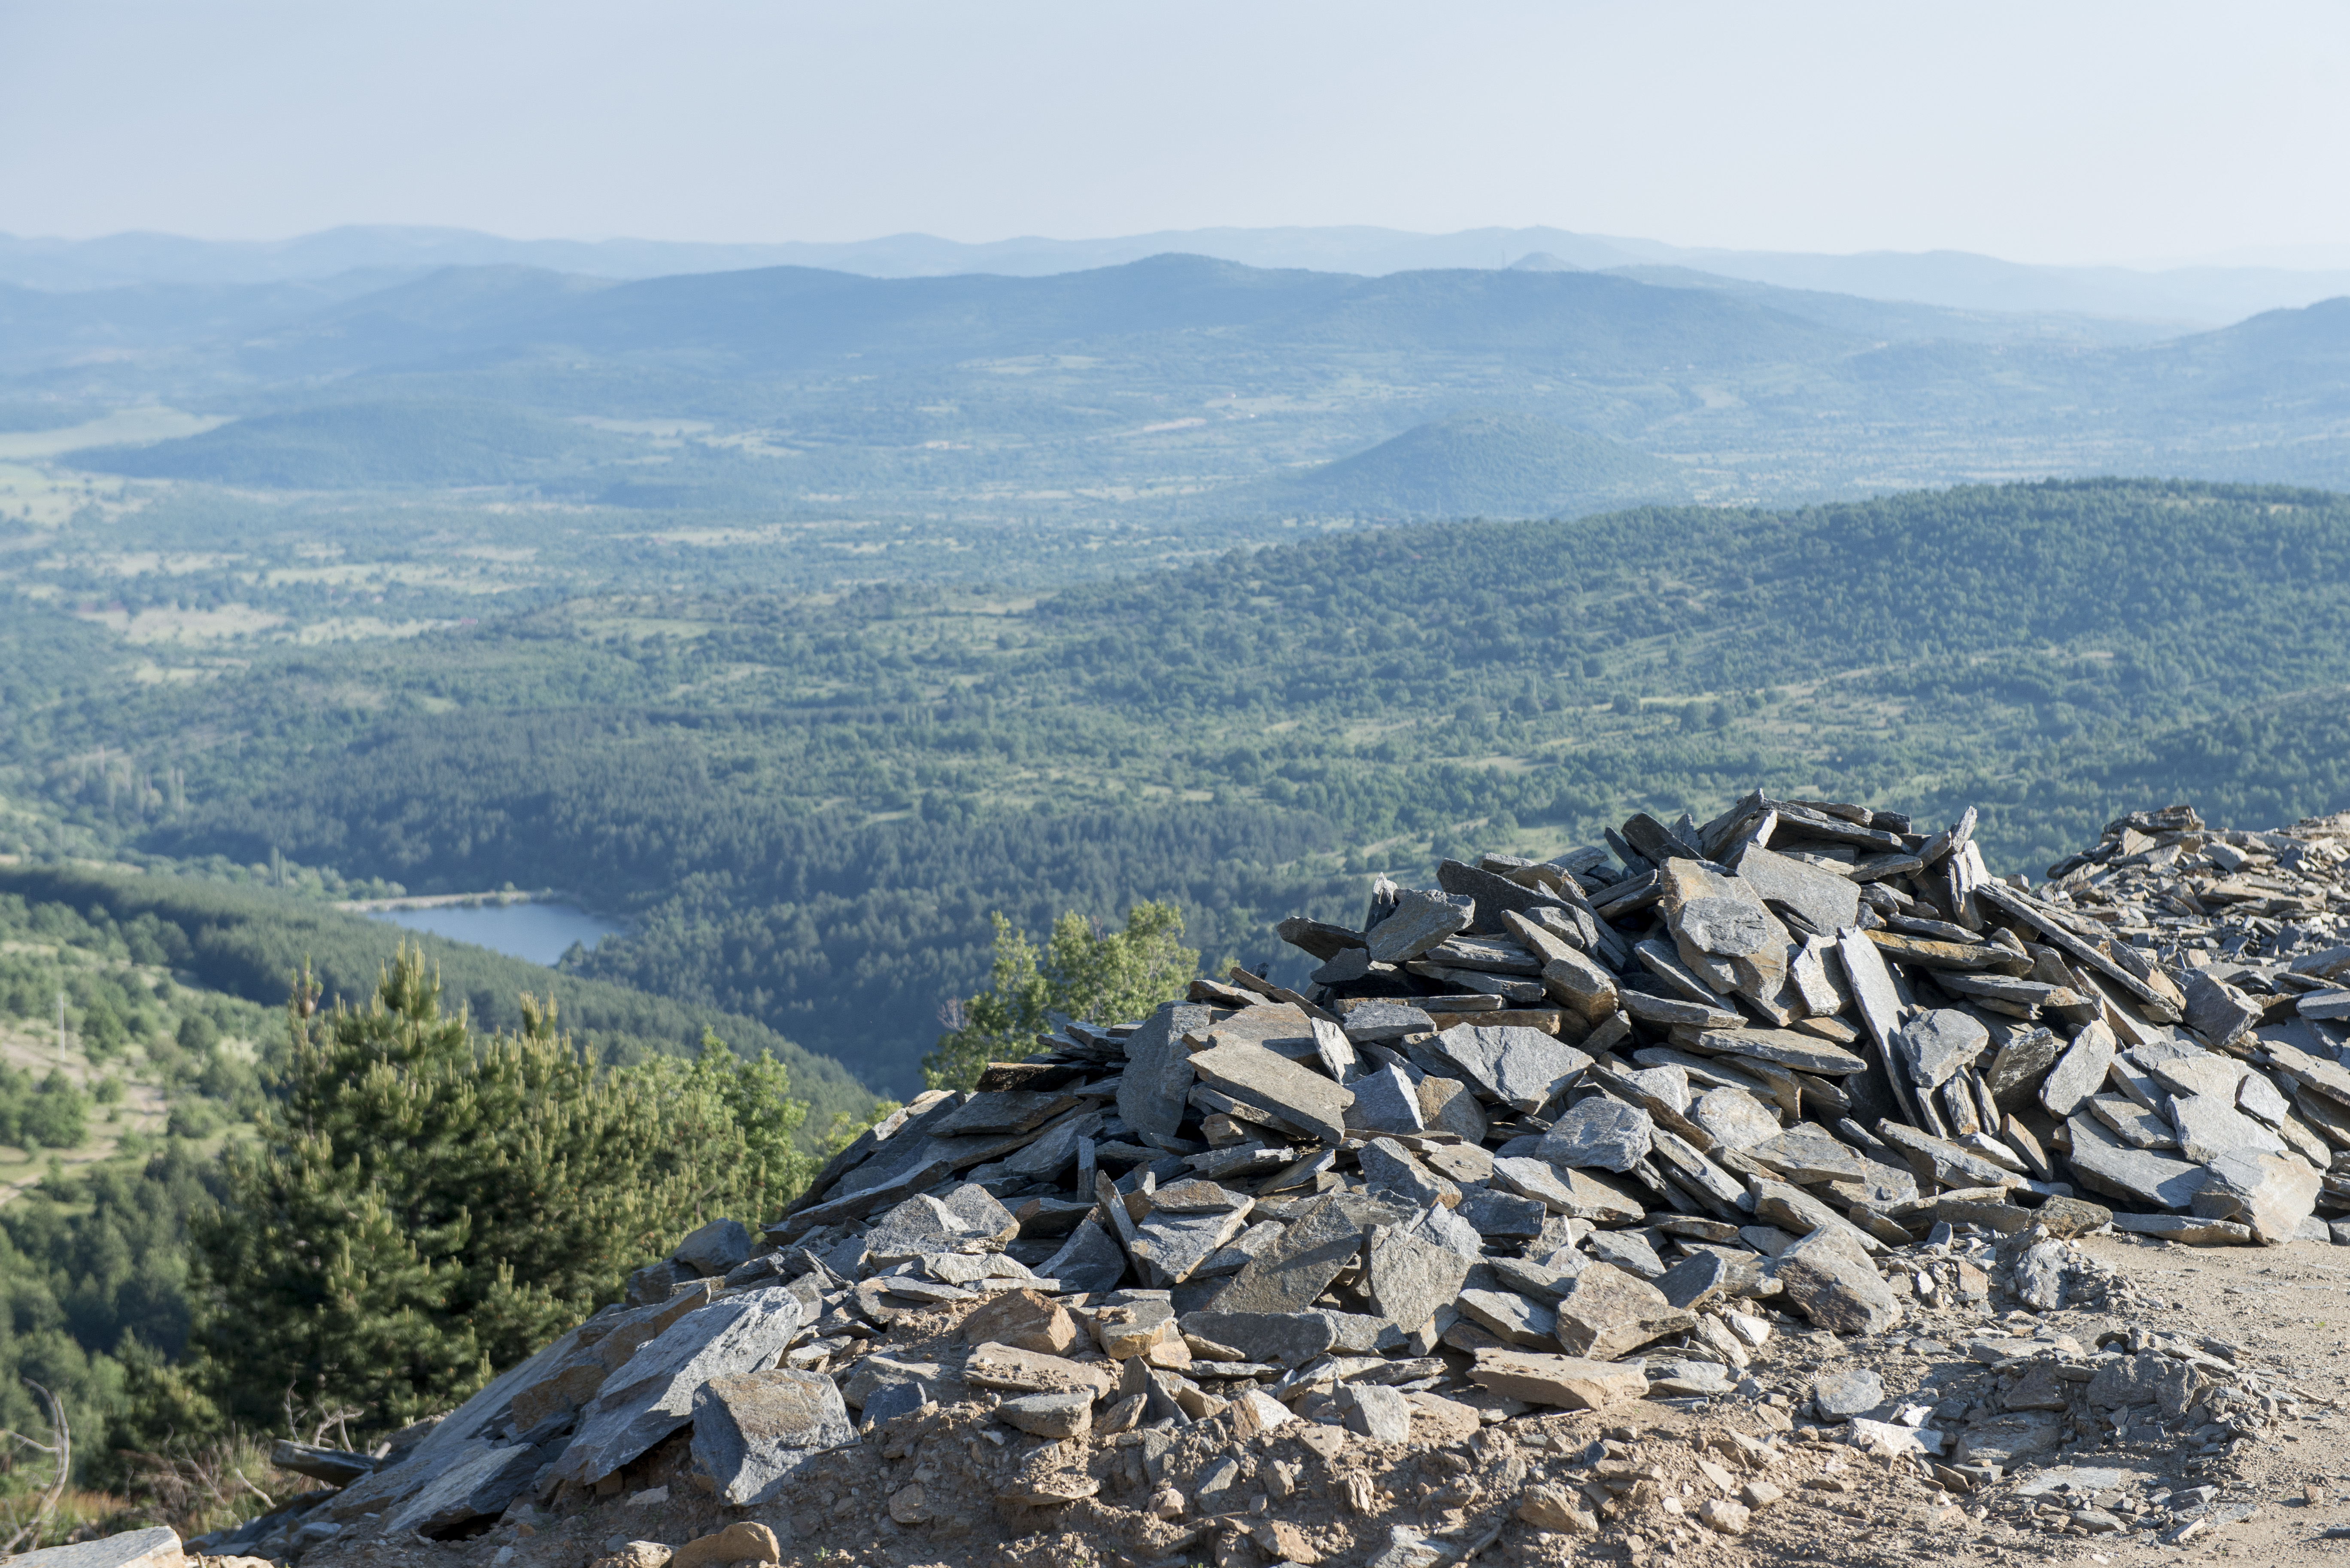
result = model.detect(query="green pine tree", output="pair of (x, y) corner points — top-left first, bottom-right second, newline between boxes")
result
(182, 946), (814, 1435)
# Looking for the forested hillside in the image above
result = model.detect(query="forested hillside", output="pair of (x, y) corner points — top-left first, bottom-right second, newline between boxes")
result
(0, 865), (871, 1126)
(7, 477), (2348, 1092)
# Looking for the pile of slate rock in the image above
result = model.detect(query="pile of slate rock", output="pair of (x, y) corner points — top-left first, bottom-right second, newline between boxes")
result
(190, 792), (2350, 1563)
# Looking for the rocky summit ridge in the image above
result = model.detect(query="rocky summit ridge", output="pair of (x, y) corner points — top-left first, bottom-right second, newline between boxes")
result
(15, 791), (2350, 1568)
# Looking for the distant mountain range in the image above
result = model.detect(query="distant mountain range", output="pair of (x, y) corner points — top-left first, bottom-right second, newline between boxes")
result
(12, 250), (2350, 516)
(7, 222), (2350, 326)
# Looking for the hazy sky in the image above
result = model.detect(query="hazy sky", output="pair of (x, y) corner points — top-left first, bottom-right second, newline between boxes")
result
(6, 0), (2348, 267)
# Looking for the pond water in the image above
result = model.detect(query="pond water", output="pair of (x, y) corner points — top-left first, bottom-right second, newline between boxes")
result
(367, 902), (625, 966)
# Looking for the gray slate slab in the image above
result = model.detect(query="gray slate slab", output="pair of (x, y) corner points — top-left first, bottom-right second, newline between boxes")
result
(1190, 1041), (1354, 1143)
(1893, 1009), (1989, 1089)
(1537, 1098), (1653, 1172)
(690, 1370), (855, 1505)
(1366, 890), (1476, 963)
(547, 1288), (805, 1487)
(2064, 1113), (2208, 1210)
(1734, 843), (1861, 935)
(1118, 1003), (1215, 1142)
(1433, 1023), (1593, 1113)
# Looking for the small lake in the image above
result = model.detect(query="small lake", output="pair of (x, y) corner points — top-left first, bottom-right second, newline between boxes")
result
(367, 902), (625, 966)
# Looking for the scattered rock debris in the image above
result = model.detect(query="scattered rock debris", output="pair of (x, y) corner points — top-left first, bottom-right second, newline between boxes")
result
(39, 796), (2350, 1568)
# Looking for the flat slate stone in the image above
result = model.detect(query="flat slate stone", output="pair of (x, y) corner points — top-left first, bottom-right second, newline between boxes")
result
(1734, 842), (1862, 936)
(1813, 1367), (1885, 1420)
(1550, 1261), (1694, 1360)
(2064, 1114), (2208, 1210)
(1345, 1064), (1426, 1134)
(1037, 1219), (1126, 1295)
(1341, 999), (1439, 1044)
(1773, 1231), (1900, 1335)
(1892, 1010), (1989, 1089)
(2110, 1212), (2255, 1245)
(2183, 970), (2262, 1048)
(1538, 1097), (1653, 1172)
(1457, 1186), (1546, 1237)
(1688, 1086), (1781, 1150)
(1744, 1125), (1879, 1185)
(1491, 1158), (1648, 1224)
(2167, 1092), (2283, 1165)
(1179, 1309), (1391, 1367)
(385, 1439), (550, 1536)
(1364, 1224), (1475, 1331)
(2238, 1070), (2292, 1127)
(1437, 857), (1576, 934)
(6, 1529), (186, 1568)
(1697, 1028), (1868, 1077)
(1366, 890), (1476, 964)
(2041, 1021), (2118, 1117)
(2190, 1148), (2321, 1243)
(1654, 1249), (1761, 1310)
(1118, 1003), (1214, 1142)
(2144, 1049), (2250, 1101)
(1457, 1287), (1559, 1349)
(1469, 1350), (1648, 1410)
(1205, 1192), (1394, 1314)
(549, 1287), (806, 1488)
(965, 1343), (1114, 1398)
(1584, 1228), (1664, 1280)
(995, 1389), (1094, 1440)
(1404, 1200), (1486, 1260)
(690, 1370), (856, 1506)
(2088, 1094), (2179, 1150)
(1433, 1024), (1592, 1112)
(1131, 1201), (1253, 1286)
(926, 1090), (1084, 1138)
(1190, 1041), (1354, 1143)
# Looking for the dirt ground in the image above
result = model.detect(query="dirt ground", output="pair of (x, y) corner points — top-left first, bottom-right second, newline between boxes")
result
(284, 1225), (2350, 1568)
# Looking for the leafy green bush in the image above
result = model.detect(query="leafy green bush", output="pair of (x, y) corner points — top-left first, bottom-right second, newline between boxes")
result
(0, 1067), (89, 1150)
(923, 901), (1197, 1090)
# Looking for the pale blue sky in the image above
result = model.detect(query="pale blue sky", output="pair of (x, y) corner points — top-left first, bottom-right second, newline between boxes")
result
(4, 0), (2346, 266)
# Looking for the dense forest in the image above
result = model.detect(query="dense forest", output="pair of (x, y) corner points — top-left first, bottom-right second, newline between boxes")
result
(6, 477), (2349, 1091)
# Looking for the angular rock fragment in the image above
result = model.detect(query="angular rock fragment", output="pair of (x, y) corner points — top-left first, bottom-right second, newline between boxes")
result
(2190, 1149), (2321, 1244)
(690, 1371), (855, 1506)
(1892, 1010), (1988, 1089)
(1470, 1350), (1648, 1410)
(1366, 889), (1476, 963)
(550, 1288), (805, 1488)
(1118, 1002), (1214, 1142)
(1363, 1224), (1475, 1332)
(2065, 1113), (2208, 1210)
(1345, 1065), (1427, 1134)
(1432, 1023), (1591, 1112)
(1189, 1041), (1354, 1143)
(1538, 1097), (1652, 1172)
(1549, 1261), (1693, 1359)
(1772, 1231), (1899, 1335)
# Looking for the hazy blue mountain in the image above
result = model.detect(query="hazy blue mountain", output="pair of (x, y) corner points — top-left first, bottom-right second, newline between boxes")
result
(16, 252), (2350, 503)
(80, 399), (622, 488)
(0, 275), (395, 371)
(1269, 410), (1688, 518)
(11, 222), (2350, 324)
(1600, 265), (2183, 346)
(395, 255), (1856, 381)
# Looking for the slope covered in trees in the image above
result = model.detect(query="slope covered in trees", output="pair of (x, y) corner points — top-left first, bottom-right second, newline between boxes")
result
(6, 477), (2344, 1090)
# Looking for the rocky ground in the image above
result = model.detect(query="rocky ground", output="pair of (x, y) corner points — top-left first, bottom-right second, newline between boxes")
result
(183, 1227), (2350, 1568)
(21, 792), (2350, 1568)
